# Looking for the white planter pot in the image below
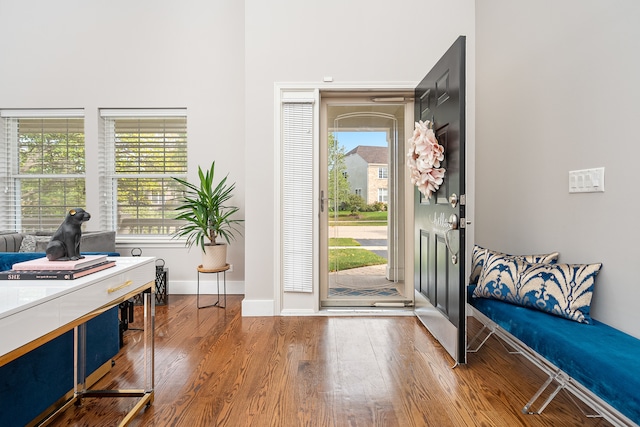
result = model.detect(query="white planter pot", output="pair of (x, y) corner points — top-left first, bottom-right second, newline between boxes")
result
(201, 243), (227, 270)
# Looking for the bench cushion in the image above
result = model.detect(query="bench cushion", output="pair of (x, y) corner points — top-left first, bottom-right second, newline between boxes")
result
(469, 285), (640, 424)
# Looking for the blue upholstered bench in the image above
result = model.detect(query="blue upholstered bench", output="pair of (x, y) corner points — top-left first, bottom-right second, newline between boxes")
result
(0, 251), (121, 427)
(468, 285), (640, 426)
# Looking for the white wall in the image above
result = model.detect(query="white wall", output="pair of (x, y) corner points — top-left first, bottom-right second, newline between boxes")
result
(243, 0), (476, 313)
(0, 0), (477, 313)
(2, 0), (636, 340)
(0, 0), (246, 290)
(475, 0), (640, 337)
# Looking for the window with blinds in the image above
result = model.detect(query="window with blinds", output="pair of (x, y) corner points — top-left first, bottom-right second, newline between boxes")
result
(282, 101), (314, 293)
(100, 109), (187, 235)
(0, 110), (85, 232)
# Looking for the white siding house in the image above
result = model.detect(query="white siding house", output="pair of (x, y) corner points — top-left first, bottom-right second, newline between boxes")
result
(344, 146), (388, 205)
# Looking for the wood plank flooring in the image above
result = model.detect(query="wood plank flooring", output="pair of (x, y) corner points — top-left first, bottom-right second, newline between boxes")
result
(53, 295), (612, 427)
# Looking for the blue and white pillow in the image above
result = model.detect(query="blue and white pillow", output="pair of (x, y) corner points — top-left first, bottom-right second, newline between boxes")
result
(473, 251), (602, 324)
(473, 252), (529, 302)
(468, 245), (559, 284)
(517, 262), (602, 324)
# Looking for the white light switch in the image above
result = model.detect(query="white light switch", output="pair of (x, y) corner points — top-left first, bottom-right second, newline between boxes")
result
(570, 174), (577, 191)
(569, 167), (605, 193)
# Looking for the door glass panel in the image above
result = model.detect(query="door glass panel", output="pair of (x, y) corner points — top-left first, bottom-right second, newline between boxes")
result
(322, 103), (409, 307)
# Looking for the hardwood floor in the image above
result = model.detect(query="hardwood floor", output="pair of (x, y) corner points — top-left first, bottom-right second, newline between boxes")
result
(53, 295), (612, 427)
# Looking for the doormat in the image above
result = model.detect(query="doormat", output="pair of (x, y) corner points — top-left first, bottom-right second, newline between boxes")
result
(329, 287), (401, 298)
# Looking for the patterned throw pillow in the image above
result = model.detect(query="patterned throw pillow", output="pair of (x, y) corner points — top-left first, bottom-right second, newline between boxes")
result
(517, 262), (602, 324)
(18, 235), (51, 252)
(473, 251), (530, 301)
(468, 245), (559, 284)
(473, 251), (602, 324)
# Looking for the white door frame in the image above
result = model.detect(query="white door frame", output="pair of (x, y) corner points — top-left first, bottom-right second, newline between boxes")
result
(319, 95), (414, 307)
(274, 82), (418, 315)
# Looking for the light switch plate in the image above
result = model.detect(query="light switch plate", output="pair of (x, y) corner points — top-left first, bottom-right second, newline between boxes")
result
(569, 167), (605, 193)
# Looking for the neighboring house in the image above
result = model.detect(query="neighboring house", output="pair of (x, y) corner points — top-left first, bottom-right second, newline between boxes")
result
(344, 145), (388, 205)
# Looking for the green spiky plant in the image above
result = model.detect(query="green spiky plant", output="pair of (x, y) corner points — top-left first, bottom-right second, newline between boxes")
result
(172, 161), (242, 252)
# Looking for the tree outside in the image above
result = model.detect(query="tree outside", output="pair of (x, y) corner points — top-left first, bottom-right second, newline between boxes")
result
(18, 118), (86, 230)
(328, 133), (351, 212)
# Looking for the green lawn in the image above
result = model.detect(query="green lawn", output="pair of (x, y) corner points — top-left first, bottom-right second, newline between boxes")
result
(329, 248), (387, 272)
(328, 237), (360, 247)
(328, 211), (387, 226)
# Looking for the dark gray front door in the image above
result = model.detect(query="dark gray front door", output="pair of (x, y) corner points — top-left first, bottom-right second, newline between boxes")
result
(413, 36), (467, 364)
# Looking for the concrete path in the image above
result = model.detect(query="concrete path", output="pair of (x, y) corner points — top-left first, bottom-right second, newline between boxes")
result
(329, 226), (388, 256)
(329, 225), (387, 240)
(328, 225), (394, 290)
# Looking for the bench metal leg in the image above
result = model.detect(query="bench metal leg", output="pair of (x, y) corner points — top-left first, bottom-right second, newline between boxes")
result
(468, 305), (629, 425)
(468, 318), (522, 355)
(495, 335), (522, 355)
(562, 386), (604, 419)
(523, 370), (567, 415)
(466, 324), (494, 353)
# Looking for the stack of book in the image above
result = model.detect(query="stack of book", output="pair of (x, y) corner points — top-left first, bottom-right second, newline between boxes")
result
(0, 255), (116, 280)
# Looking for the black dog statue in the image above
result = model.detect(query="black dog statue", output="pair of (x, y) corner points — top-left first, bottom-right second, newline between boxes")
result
(45, 208), (91, 261)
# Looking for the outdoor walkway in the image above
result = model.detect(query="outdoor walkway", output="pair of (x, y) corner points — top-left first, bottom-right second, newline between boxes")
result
(329, 225), (388, 256)
(328, 225), (399, 296)
(329, 225), (387, 240)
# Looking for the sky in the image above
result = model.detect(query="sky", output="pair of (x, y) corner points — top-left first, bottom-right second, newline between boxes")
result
(333, 131), (388, 153)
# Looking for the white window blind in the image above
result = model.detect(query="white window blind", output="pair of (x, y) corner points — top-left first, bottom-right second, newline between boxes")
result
(282, 101), (314, 293)
(100, 109), (187, 235)
(0, 110), (85, 231)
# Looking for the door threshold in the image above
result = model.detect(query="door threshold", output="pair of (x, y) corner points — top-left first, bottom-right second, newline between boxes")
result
(319, 307), (415, 316)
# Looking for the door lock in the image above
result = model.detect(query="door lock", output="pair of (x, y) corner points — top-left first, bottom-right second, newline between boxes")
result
(445, 213), (459, 264)
(447, 213), (459, 229)
(449, 193), (458, 208)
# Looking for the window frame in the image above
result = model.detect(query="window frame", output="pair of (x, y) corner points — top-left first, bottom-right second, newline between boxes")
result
(378, 166), (388, 179)
(99, 109), (188, 242)
(0, 109), (85, 232)
(378, 187), (388, 203)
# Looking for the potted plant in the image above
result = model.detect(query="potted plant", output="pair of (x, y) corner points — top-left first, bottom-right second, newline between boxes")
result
(172, 161), (242, 270)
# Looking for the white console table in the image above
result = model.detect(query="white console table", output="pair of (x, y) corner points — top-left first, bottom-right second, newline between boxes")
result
(0, 256), (156, 426)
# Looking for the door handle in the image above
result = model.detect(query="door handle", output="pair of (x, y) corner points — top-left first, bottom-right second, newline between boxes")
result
(444, 214), (459, 264)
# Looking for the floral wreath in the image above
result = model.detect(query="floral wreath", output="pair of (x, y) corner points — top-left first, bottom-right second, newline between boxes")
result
(406, 120), (446, 200)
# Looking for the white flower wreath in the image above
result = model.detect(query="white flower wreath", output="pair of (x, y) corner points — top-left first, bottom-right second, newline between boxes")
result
(406, 120), (446, 200)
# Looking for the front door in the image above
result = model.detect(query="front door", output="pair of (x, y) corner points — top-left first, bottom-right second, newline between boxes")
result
(413, 36), (467, 364)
